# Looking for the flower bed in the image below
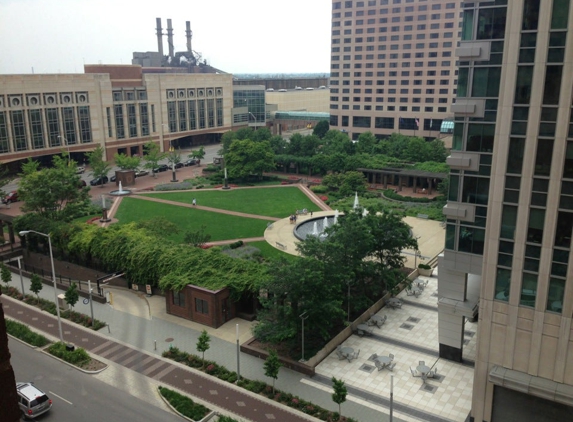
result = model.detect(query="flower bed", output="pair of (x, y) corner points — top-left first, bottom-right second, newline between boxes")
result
(158, 386), (210, 421)
(6, 319), (49, 347)
(162, 347), (356, 422)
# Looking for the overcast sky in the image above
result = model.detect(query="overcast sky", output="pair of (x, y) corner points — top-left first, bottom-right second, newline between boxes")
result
(0, 0), (332, 75)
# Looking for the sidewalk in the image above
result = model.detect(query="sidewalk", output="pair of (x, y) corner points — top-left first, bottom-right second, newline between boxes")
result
(2, 274), (392, 422)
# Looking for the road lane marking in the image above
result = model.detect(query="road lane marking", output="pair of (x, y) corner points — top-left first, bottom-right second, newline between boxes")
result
(49, 391), (73, 405)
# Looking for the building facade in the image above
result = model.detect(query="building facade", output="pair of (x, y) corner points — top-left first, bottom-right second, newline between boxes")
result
(0, 65), (235, 168)
(439, 0), (573, 420)
(329, 0), (463, 140)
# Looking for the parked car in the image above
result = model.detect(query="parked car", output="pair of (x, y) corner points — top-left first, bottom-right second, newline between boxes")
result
(89, 176), (109, 186)
(76, 166), (85, 174)
(3, 190), (19, 204)
(183, 158), (198, 166)
(17, 382), (52, 419)
(78, 179), (87, 188)
(110, 174), (117, 182)
(135, 169), (149, 178)
(174, 162), (184, 169)
(152, 164), (169, 173)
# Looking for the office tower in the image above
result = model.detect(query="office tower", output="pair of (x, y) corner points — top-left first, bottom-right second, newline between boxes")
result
(329, 0), (463, 140)
(439, 0), (573, 420)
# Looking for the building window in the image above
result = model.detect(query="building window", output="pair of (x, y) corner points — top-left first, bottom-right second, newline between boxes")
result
(195, 298), (209, 314)
(78, 106), (92, 143)
(140, 104), (150, 136)
(173, 291), (185, 307)
(0, 112), (9, 153)
(127, 104), (138, 138)
(28, 109), (44, 150)
(178, 101), (187, 132)
(114, 104), (125, 139)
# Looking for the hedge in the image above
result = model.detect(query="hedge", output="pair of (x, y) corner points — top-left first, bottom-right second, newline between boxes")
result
(47, 342), (91, 367)
(5, 319), (50, 347)
(158, 386), (210, 421)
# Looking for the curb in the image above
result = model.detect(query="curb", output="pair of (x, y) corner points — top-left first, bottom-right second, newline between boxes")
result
(156, 386), (218, 422)
(39, 345), (108, 375)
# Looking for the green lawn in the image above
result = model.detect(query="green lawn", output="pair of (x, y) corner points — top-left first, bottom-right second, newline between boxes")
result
(115, 197), (269, 242)
(141, 186), (321, 218)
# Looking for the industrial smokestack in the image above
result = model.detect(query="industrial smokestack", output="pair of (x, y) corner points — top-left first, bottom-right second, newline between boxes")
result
(186, 21), (192, 55)
(156, 18), (164, 58)
(167, 19), (174, 59)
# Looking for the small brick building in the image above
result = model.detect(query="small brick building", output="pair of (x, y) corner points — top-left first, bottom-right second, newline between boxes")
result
(165, 284), (235, 328)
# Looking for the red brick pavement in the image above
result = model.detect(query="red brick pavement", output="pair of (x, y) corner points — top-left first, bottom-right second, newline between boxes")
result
(2, 296), (315, 422)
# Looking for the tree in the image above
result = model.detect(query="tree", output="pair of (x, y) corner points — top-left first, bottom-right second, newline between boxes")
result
(331, 377), (347, 420)
(64, 282), (79, 310)
(313, 120), (330, 139)
(18, 155), (91, 218)
(87, 146), (112, 186)
(143, 141), (167, 177)
(263, 349), (282, 394)
(183, 225), (211, 247)
(114, 153), (141, 170)
(225, 139), (275, 180)
(196, 329), (211, 367)
(167, 149), (182, 170)
(29, 274), (43, 304)
(189, 146), (205, 165)
(0, 263), (11, 288)
(254, 257), (345, 348)
(355, 132), (377, 154)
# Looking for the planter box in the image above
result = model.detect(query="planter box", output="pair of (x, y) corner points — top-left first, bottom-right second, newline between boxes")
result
(418, 267), (433, 277)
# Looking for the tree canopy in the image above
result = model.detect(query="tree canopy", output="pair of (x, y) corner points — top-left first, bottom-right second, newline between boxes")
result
(114, 153), (141, 170)
(225, 139), (275, 179)
(18, 155), (91, 219)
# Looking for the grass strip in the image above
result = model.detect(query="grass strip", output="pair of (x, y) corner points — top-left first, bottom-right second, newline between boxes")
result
(158, 386), (210, 421)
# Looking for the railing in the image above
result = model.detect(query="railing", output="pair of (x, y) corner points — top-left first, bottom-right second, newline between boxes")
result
(13, 263), (104, 297)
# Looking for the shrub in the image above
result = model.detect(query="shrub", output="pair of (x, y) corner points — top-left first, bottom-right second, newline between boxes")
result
(383, 189), (434, 203)
(5, 319), (50, 347)
(158, 386), (209, 421)
(47, 342), (91, 366)
(310, 185), (328, 194)
(418, 263), (432, 270)
(154, 181), (194, 191)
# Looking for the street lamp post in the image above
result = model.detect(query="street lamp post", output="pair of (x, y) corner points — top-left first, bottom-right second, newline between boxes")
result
(236, 323), (241, 382)
(299, 311), (309, 362)
(390, 374), (394, 421)
(248, 112), (258, 131)
(19, 230), (64, 343)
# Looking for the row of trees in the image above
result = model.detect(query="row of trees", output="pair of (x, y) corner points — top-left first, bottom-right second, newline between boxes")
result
(219, 125), (448, 181)
(88, 143), (206, 183)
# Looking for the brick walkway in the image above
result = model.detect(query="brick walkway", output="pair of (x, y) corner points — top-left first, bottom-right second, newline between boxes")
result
(2, 296), (316, 422)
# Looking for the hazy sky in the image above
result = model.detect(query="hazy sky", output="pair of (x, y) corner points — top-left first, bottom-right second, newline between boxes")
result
(0, 0), (332, 75)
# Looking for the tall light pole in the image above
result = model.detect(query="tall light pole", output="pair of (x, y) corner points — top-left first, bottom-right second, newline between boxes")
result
(236, 323), (241, 382)
(390, 374), (394, 421)
(299, 311), (309, 362)
(19, 230), (64, 343)
(248, 112), (258, 131)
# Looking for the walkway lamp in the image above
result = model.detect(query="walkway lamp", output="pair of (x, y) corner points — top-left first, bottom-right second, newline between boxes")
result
(19, 230), (64, 343)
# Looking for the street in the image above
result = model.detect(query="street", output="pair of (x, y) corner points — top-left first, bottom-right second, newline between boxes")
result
(9, 337), (183, 422)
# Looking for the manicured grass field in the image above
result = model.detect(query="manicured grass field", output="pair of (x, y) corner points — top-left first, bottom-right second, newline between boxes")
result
(141, 186), (321, 218)
(114, 197), (269, 242)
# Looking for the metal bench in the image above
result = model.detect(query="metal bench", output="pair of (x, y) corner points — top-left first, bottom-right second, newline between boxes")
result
(276, 242), (287, 250)
(417, 213), (429, 219)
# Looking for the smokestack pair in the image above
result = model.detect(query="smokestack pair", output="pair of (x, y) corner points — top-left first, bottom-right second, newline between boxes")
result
(156, 18), (192, 60)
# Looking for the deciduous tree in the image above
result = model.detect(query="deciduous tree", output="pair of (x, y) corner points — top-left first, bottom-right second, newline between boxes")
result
(64, 282), (79, 310)
(18, 155), (91, 218)
(143, 141), (167, 177)
(1, 263), (12, 288)
(263, 349), (282, 394)
(225, 139), (275, 180)
(196, 330), (211, 367)
(30, 274), (43, 304)
(114, 153), (141, 170)
(87, 145), (112, 185)
(331, 377), (347, 420)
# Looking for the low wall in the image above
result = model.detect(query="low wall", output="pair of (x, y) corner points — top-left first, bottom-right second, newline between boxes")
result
(241, 339), (315, 376)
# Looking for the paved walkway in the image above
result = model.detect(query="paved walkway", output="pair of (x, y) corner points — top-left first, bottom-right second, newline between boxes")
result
(2, 296), (316, 422)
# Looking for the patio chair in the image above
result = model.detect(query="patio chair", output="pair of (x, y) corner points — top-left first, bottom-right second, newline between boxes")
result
(353, 349), (360, 359)
(410, 367), (419, 377)
(375, 360), (384, 371)
(406, 288), (416, 296)
(419, 360), (425, 366)
(389, 353), (395, 360)
(388, 363), (396, 371)
(336, 346), (345, 360)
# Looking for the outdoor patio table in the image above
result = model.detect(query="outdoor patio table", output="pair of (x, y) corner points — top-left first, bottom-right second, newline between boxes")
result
(416, 364), (431, 376)
(357, 324), (372, 336)
(369, 315), (386, 327)
(376, 356), (393, 366)
(341, 347), (354, 358)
